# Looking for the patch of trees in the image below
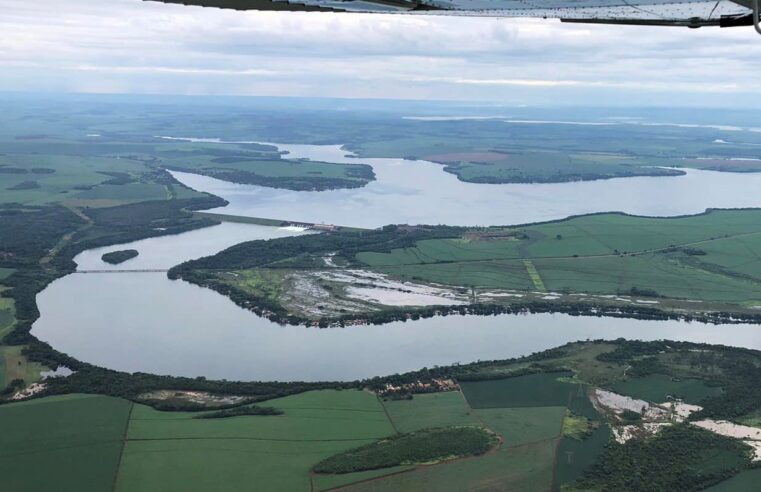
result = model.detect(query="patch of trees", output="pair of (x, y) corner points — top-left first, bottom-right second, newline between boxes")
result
(313, 426), (497, 474)
(665, 246), (707, 256)
(83, 195), (225, 227)
(456, 366), (568, 382)
(573, 425), (752, 491)
(0, 166), (28, 174)
(597, 340), (674, 362)
(6, 181), (40, 190)
(628, 286), (661, 298)
(693, 355), (761, 421)
(626, 356), (668, 377)
(0, 205), (84, 265)
(194, 405), (283, 419)
(97, 171), (136, 185)
(0, 378), (25, 396)
(34, 365), (348, 405)
(101, 249), (139, 265)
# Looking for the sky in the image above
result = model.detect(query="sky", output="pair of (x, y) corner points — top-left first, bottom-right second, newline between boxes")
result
(0, 0), (759, 106)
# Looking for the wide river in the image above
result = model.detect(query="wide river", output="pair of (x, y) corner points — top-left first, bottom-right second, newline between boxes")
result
(31, 141), (761, 381)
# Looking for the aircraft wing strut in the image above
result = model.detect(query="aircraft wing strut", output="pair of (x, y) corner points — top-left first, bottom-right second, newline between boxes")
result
(147, 0), (759, 33)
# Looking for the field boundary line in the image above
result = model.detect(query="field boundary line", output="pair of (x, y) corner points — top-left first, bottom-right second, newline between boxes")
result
(320, 467), (417, 492)
(113, 401), (135, 492)
(377, 395), (400, 434)
(125, 436), (381, 443)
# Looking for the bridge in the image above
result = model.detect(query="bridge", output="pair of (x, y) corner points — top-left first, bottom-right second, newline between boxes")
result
(75, 269), (169, 274)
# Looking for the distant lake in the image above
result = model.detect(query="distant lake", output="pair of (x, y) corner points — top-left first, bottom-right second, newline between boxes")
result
(171, 141), (761, 228)
(30, 141), (761, 381)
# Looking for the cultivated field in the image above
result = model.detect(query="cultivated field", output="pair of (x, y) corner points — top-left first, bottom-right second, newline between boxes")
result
(358, 210), (761, 306)
(0, 394), (131, 492)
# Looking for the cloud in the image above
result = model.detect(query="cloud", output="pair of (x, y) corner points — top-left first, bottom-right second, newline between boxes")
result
(0, 0), (759, 105)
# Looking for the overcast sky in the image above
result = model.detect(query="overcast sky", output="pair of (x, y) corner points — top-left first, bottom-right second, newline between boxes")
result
(0, 0), (758, 106)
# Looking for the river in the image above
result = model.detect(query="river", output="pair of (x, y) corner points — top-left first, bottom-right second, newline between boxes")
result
(30, 141), (761, 381)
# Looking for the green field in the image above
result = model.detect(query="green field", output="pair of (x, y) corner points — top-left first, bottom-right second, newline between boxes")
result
(0, 394), (131, 492)
(460, 372), (574, 408)
(611, 374), (723, 405)
(554, 424), (612, 490)
(343, 439), (557, 492)
(474, 406), (566, 447)
(705, 468), (761, 491)
(382, 391), (479, 433)
(312, 466), (415, 491)
(0, 389), (403, 492)
(0, 153), (177, 206)
(355, 210), (761, 307)
(118, 390), (396, 492)
(0, 295), (14, 341)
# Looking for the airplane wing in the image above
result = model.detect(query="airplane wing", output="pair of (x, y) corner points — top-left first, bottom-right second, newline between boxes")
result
(147, 0), (759, 32)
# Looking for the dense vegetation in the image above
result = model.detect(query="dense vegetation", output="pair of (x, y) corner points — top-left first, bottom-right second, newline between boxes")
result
(101, 249), (139, 265)
(312, 426), (497, 474)
(195, 405), (283, 419)
(594, 339), (761, 422)
(573, 425), (752, 491)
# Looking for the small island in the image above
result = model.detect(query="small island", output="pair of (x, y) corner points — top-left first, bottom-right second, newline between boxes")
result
(101, 249), (139, 265)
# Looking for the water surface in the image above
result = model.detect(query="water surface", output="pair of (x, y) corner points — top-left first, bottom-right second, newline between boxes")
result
(171, 141), (761, 229)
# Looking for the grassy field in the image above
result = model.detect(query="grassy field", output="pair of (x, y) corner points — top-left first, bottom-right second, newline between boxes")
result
(475, 406), (566, 447)
(0, 295), (14, 341)
(216, 268), (286, 304)
(356, 210), (761, 306)
(382, 391), (479, 433)
(611, 374), (723, 405)
(460, 372), (574, 409)
(0, 394), (131, 492)
(0, 345), (46, 387)
(313, 465), (415, 492)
